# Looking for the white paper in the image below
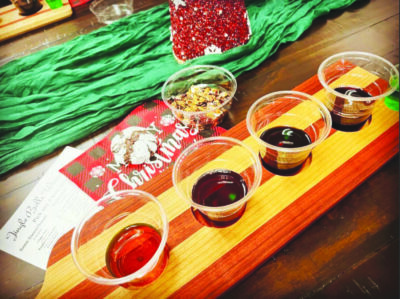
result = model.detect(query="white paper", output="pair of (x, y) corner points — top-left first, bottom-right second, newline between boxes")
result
(0, 146), (96, 270)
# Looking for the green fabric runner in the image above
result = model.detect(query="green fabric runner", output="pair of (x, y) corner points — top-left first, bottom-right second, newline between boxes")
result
(0, 0), (358, 175)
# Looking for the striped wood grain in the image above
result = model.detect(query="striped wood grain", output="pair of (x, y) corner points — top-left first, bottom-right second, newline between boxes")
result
(37, 70), (399, 298)
(0, 0), (72, 42)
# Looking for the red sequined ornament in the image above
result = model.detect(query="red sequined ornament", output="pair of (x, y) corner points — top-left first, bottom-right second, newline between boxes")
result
(169, 0), (251, 62)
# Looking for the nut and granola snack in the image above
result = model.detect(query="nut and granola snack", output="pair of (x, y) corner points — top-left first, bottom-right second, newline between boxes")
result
(167, 84), (231, 128)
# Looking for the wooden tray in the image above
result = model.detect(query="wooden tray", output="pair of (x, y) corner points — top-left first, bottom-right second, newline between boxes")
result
(0, 0), (72, 42)
(37, 69), (399, 298)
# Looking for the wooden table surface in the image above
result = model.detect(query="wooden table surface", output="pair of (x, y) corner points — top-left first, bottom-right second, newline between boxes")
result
(0, 0), (398, 298)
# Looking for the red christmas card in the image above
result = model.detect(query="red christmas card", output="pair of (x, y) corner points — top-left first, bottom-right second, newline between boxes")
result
(169, 0), (251, 62)
(59, 100), (225, 200)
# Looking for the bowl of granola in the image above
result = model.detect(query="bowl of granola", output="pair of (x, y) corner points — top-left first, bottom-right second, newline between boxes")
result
(161, 65), (237, 130)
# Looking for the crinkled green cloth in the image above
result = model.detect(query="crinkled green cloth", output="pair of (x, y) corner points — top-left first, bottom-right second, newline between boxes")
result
(0, 0), (357, 175)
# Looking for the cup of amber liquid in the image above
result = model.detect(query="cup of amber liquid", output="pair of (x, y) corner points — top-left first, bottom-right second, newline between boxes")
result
(318, 51), (399, 131)
(246, 91), (332, 176)
(173, 137), (262, 228)
(71, 190), (169, 288)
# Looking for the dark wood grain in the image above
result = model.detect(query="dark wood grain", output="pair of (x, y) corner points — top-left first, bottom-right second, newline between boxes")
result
(0, 0), (398, 298)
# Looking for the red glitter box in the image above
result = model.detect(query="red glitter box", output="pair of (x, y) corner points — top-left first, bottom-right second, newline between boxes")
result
(169, 0), (252, 62)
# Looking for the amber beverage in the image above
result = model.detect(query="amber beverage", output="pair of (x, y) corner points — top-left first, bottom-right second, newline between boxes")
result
(106, 224), (169, 287)
(71, 190), (169, 288)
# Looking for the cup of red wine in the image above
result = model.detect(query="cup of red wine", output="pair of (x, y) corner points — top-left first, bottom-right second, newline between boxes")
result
(173, 137), (262, 228)
(71, 190), (169, 288)
(318, 51), (399, 132)
(246, 91), (332, 176)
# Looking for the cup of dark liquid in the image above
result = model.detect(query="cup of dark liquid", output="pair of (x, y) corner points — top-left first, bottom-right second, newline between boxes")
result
(318, 51), (399, 132)
(71, 190), (169, 288)
(12, 0), (42, 15)
(173, 137), (262, 228)
(246, 91), (332, 176)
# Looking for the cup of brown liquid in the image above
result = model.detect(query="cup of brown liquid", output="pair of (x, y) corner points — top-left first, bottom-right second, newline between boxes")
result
(318, 51), (399, 132)
(246, 91), (332, 176)
(12, 0), (42, 15)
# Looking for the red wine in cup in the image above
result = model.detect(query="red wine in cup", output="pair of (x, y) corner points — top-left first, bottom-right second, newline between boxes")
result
(106, 224), (168, 287)
(331, 86), (373, 132)
(259, 126), (312, 176)
(191, 169), (248, 228)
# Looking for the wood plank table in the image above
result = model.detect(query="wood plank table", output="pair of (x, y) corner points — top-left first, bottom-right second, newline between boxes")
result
(0, 0), (398, 298)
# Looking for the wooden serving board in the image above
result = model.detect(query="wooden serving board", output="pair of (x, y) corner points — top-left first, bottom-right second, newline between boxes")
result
(37, 69), (399, 298)
(0, 0), (72, 42)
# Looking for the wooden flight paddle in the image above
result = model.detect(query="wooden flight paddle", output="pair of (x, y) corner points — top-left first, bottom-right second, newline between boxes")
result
(0, 0), (72, 42)
(37, 67), (399, 298)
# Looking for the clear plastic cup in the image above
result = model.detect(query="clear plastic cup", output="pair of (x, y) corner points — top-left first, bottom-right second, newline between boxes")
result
(71, 190), (169, 289)
(172, 136), (262, 228)
(246, 91), (332, 176)
(12, 0), (42, 15)
(318, 51), (399, 131)
(89, 0), (133, 24)
(161, 65), (237, 130)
